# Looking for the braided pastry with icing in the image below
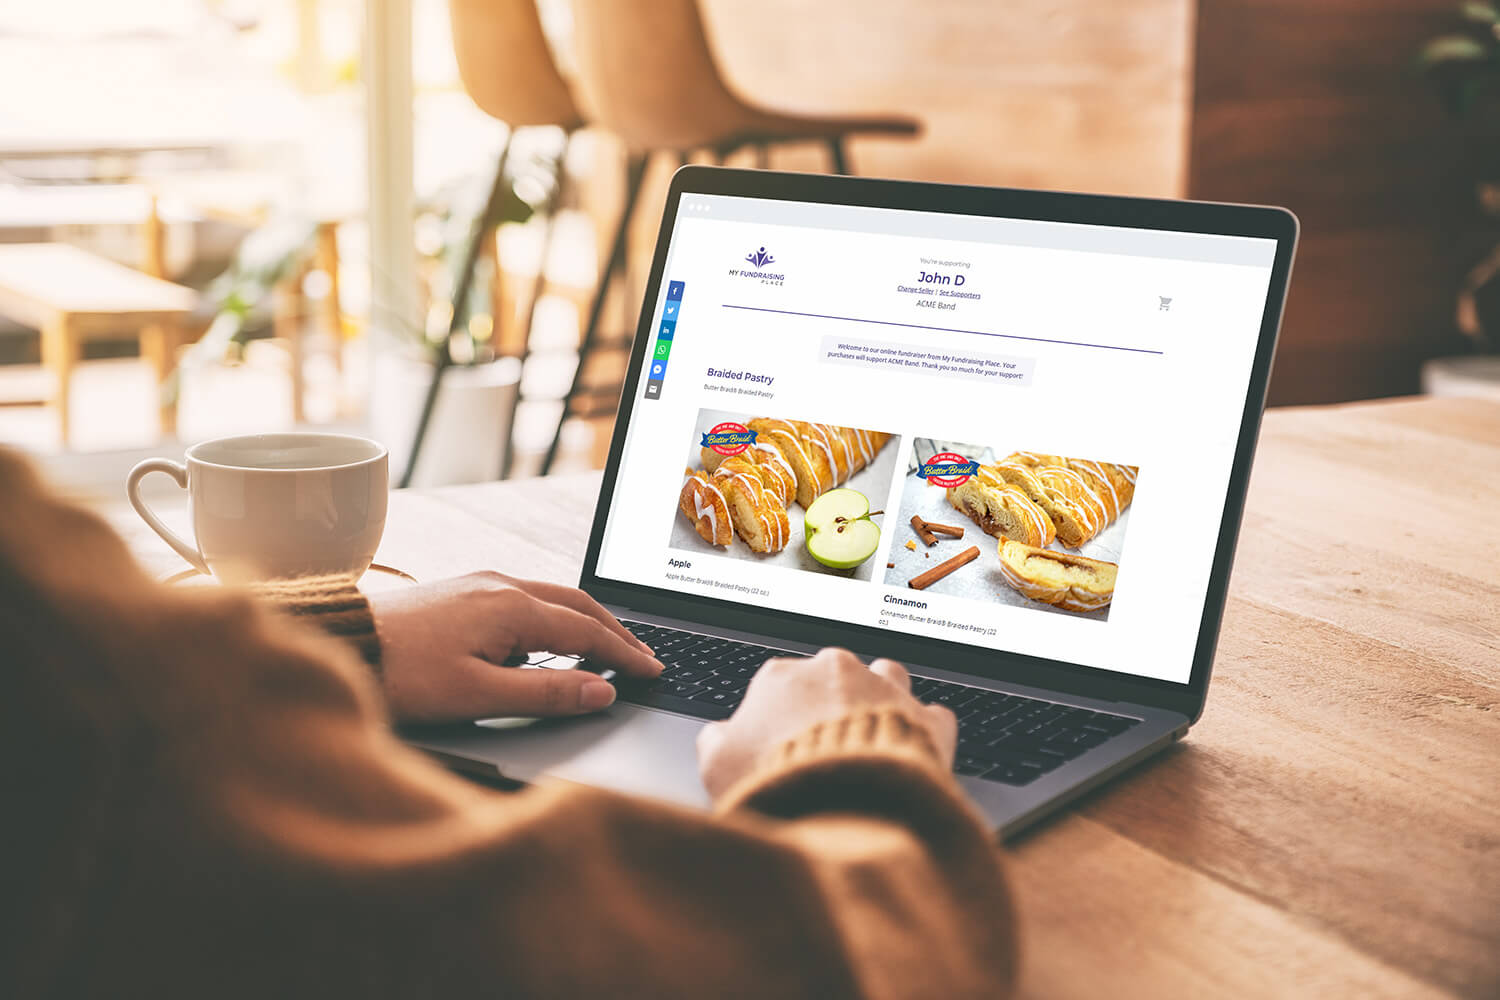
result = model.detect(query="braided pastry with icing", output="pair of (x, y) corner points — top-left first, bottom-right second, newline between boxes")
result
(746, 418), (891, 507)
(678, 471), (731, 547)
(997, 538), (1116, 613)
(946, 477), (1055, 547)
(708, 455), (792, 553)
(992, 452), (1138, 548)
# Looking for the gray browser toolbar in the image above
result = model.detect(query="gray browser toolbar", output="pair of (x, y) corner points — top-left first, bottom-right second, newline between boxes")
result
(680, 194), (1277, 269)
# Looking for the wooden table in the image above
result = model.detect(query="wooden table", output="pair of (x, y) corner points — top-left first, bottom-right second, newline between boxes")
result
(0, 243), (197, 446)
(111, 396), (1500, 999)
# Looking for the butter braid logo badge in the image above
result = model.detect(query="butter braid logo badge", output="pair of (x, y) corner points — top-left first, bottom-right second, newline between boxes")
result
(744, 246), (775, 269)
(918, 452), (978, 487)
(701, 422), (758, 456)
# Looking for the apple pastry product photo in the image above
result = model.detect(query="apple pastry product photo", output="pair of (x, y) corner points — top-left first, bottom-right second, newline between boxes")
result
(670, 410), (900, 581)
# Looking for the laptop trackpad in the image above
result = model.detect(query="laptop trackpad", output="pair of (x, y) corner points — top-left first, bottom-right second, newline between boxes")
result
(411, 704), (712, 810)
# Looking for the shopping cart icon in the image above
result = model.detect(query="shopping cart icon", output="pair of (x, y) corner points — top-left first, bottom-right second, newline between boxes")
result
(1159, 296), (1172, 311)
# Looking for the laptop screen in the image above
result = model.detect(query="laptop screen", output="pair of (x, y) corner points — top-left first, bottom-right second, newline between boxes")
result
(593, 191), (1278, 685)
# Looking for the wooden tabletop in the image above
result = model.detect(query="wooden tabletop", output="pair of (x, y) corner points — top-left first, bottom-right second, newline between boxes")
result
(111, 396), (1500, 999)
(0, 243), (196, 329)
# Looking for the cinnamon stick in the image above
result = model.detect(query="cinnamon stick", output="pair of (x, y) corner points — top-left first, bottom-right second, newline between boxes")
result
(910, 514), (938, 546)
(923, 520), (965, 538)
(908, 545), (979, 590)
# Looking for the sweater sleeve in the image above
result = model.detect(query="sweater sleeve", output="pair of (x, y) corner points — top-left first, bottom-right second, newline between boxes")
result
(249, 575), (383, 671)
(0, 448), (1017, 1000)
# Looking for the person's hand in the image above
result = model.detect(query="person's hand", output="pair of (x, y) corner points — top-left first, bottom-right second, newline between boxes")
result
(366, 571), (662, 723)
(696, 648), (956, 800)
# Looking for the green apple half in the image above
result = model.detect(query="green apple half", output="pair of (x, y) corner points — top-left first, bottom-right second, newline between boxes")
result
(805, 488), (880, 569)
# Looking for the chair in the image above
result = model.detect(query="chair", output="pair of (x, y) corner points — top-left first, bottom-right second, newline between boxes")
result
(566, 0), (919, 168)
(401, 0), (588, 486)
(535, 0), (921, 473)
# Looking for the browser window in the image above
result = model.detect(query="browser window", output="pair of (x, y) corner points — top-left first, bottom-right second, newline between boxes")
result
(595, 193), (1277, 684)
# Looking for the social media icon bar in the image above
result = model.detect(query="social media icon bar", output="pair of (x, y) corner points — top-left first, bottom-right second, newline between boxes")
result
(644, 280), (684, 402)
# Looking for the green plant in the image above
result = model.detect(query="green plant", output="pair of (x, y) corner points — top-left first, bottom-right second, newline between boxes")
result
(1418, 3), (1500, 113)
(176, 150), (555, 393)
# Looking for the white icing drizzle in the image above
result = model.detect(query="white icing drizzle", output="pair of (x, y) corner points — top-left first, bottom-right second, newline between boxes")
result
(831, 425), (855, 475)
(1077, 460), (1120, 521)
(754, 442), (796, 497)
(804, 432), (836, 492)
(695, 479), (728, 543)
(1045, 467), (1106, 535)
(772, 430), (815, 485)
(1059, 588), (1111, 611)
(1001, 486), (1051, 545)
(998, 559), (1065, 599)
(853, 428), (874, 466)
(1111, 463), (1137, 485)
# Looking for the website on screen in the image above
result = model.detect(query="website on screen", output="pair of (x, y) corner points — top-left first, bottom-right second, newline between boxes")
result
(594, 194), (1276, 684)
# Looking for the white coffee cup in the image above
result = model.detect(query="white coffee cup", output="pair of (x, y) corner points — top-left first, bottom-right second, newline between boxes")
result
(127, 432), (389, 584)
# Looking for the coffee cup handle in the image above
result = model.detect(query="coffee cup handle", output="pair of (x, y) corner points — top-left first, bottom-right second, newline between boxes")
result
(126, 459), (210, 576)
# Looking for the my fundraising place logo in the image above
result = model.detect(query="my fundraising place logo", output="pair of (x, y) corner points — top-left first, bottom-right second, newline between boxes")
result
(728, 246), (784, 285)
(917, 452), (979, 487)
(701, 422), (758, 456)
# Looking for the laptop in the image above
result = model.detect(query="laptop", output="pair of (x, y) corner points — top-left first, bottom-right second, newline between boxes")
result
(409, 167), (1297, 838)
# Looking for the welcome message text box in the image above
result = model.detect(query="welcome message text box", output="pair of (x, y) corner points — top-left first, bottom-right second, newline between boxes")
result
(818, 334), (1034, 386)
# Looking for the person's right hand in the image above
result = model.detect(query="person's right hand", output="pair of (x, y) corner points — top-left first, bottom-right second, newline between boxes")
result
(696, 648), (956, 800)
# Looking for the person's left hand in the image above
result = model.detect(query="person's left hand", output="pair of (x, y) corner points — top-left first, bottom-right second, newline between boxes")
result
(366, 571), (662, 723)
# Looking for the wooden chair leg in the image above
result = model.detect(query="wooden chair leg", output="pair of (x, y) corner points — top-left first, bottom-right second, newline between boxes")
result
(275, 272), (308, 425)
(315, 221), (343, 374)
(41, 316), (78, 449)
(828, 136), (850, 175)
(140, 321), (178, 437)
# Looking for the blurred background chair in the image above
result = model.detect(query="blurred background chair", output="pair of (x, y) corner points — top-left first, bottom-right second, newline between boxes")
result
(402, 0), (587, 486)
(534, 0), (921, 475)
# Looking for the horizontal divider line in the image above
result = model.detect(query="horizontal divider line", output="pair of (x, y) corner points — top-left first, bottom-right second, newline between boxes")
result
(720, 304), (1164, 356)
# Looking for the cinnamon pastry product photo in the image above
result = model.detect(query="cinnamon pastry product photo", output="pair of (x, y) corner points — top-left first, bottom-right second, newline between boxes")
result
(884, 438), (1138, 620)
(669, 409), (899, 581)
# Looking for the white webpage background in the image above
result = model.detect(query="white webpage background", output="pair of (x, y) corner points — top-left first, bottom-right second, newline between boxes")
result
(596, 201), (1275, 684)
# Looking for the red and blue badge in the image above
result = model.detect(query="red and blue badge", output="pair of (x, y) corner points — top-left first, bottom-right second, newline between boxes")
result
(918, 452), (978, 487)
(700, 422), (757, 456)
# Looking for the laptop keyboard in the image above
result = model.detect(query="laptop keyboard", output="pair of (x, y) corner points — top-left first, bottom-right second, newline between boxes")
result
(608, 621), (1140, 787)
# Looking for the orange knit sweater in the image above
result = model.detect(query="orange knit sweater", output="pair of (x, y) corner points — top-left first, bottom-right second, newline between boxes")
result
(0, 449), (1016, 998)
